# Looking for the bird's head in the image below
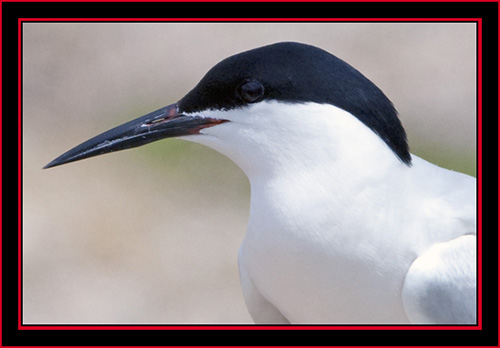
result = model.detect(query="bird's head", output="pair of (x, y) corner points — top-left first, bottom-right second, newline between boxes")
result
(45, 42), (411, 174)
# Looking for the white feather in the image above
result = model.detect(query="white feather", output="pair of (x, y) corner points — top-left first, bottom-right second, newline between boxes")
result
(183, 100), (476, 324)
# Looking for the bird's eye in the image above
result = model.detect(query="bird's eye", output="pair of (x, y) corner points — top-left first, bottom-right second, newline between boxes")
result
(237, 80), (265, 103)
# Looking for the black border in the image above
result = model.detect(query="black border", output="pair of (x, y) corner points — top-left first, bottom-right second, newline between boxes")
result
(6, 1), (498, 346)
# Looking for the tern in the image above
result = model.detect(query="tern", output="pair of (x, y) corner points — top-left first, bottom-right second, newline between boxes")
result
(45, 42), (477, 324)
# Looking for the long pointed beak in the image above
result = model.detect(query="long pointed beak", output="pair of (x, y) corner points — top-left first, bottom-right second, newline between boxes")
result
(44, 103), (227, 169)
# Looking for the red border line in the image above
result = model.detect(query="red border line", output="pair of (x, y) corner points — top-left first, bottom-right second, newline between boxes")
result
(0, 0), (3, 339)
(476, 17), (483, 330)
(18, 324), (478, 331)
(20, 17), (482, 21)
(17, 18), (483, 332)
(5, 0), (500, 3)
(18, 12), (23, 333)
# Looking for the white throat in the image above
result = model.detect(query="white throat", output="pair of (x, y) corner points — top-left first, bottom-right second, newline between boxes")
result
(184, 100), (405, 181)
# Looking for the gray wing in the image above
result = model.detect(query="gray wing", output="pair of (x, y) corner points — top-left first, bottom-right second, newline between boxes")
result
(402, 234), (476, 324)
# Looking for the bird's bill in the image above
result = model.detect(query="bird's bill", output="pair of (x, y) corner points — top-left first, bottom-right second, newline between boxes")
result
(44, 103), (227, 169)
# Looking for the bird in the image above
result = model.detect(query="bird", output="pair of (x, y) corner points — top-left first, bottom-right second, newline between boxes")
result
(45, 42), (477, 325)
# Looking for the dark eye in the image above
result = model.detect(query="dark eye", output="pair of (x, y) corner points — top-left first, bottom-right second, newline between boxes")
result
(237, 80), (265, 103)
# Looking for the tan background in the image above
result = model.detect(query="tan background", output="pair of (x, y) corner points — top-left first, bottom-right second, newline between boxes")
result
(23, 22), (476, 324)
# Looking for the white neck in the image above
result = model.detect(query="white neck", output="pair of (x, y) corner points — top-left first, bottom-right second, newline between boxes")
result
(188, 101), (406, 181)
(184, 101), (412, 240)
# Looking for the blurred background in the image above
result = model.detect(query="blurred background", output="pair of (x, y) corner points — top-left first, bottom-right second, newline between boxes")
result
(23, 22), (476, 324)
